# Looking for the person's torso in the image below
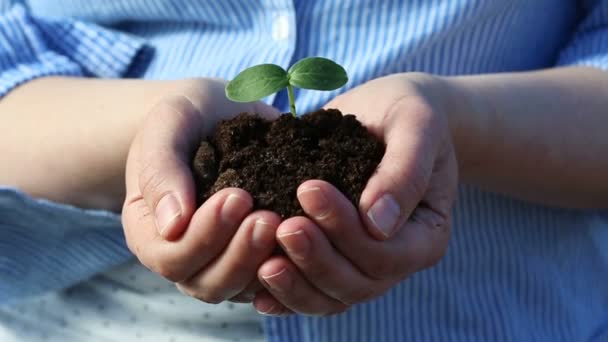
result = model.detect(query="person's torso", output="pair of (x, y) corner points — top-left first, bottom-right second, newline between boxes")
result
(4, 1), (607, 341)
(20, 0), (579, 113)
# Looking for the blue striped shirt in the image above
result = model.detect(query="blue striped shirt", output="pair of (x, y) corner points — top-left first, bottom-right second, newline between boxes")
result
(1, 1), (607, 341)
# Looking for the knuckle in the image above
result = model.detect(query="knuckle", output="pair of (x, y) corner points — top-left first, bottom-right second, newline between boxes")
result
(138, 161), (167, 202)
(311, 203), (337, 223)
(413, 205), (451, 232)
(122, 202), (153, 257)
(405, 169), (428, 201)
(176, 78), (213, 102)
(155, 92), (200, 119)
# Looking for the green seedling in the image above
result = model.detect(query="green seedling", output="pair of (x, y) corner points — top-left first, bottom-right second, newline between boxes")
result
(225, 57), (348, 117)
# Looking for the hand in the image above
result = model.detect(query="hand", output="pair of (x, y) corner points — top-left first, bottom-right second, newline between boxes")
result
(253, 73), (458, 316)
(122, 78), (282, 303)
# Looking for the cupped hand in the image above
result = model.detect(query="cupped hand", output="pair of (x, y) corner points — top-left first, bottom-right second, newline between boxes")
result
(122, 78), (281, 303)
(253, 73), (459, 316)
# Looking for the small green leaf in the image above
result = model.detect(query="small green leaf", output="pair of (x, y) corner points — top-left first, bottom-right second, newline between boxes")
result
(287, 57), (348, 91)
(226, 64), (289, 102)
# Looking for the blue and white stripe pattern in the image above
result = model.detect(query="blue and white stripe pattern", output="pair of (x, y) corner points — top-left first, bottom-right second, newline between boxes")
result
(0, 4), (145, 96)
(0, 187), (132, 305)
(1, 0), (607, 340)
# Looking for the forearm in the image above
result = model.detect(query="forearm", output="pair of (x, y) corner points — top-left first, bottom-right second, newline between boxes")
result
(441, 67), (608, 208)
(0, 77), (182, 211)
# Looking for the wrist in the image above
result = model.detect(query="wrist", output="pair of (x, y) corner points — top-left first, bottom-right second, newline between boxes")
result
(433, 75), (492, 182)
(391, 72), (487, 180)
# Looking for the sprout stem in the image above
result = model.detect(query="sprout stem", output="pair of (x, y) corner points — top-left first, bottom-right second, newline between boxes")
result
(287, 83), (296, 117)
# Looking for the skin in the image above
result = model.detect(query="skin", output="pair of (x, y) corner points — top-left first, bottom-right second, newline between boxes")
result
(1, 67), (607, 316)
(0, 77), (177, 212)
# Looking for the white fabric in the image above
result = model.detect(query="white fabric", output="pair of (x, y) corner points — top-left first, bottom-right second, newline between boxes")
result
(0, 261), (264, 342)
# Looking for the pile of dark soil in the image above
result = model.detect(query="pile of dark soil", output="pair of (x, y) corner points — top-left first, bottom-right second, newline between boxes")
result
(192, 109), (385, 218)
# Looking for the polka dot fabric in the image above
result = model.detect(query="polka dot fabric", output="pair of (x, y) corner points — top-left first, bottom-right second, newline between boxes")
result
(0, 262), (264, 342)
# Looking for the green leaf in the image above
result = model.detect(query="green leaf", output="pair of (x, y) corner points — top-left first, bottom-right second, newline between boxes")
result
(226, 64), (289, 102)
(287, 57), (348, 91)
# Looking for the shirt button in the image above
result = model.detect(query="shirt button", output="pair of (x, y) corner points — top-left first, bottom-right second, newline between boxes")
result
(272, 14), (290, 41)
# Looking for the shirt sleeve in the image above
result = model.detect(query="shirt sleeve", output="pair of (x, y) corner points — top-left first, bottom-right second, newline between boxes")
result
(0, 187), (133, 307)
(556, 0), (608, 69)
(0, 3), (147, 97)
(0, 4), (145, 306)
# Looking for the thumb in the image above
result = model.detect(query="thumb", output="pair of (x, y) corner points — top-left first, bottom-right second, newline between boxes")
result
(185, 78), (281, 125)
(129, 95), (203, 240)
(126, 79), (279, 241)
(359, 102), (438, 240)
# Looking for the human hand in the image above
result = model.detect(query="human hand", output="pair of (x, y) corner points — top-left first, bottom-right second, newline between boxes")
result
(253, 73), (458, 315)
(122, 78), (282, 303)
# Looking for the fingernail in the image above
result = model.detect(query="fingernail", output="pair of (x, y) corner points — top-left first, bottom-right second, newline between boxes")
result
(221, 194), (251, 226)
(367, 194), (401, 237)
(297, 187), (330, 219)
(277, 229), (309, 258)
(252, 219), (273, 249)
(261, 268), (290, 293)
(156, 193), (181, 238)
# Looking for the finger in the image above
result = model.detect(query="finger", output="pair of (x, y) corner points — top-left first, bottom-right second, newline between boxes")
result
(398, 208), (452, 272)
(133, 95), (204, 240)
(129, 90), (279, 241)
(253, 291), (294, 316)
(123, 187), (252, 283)
(358, 100), (441, 240)
(297, 180), (449, 280)
(297, 180), (388, 275)
(276, 216), (388, 305)
(258, 256), (349, 316)
(177, 211), (281, 303)
(122, 184), (157, 259)
(179, 78), (281, 125)
(404, 145), (457, 269)
(416, 143), (459, 229)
